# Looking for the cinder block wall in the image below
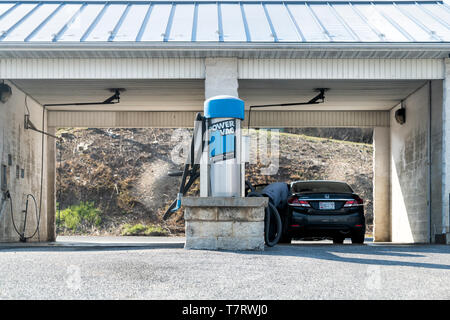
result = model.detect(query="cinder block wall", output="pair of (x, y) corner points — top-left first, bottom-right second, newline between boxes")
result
(0, 81), (49, 242)
(390, 84), (430, 243)
(183, 197), (267, 251)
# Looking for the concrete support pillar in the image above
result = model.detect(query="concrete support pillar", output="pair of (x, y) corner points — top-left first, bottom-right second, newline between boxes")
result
(201, 58), (239, 196)
(204, 58), (239, 99)
(373, 127), (391, 242)
(442, 59), (450, 243)
(46, 125), (56, 242)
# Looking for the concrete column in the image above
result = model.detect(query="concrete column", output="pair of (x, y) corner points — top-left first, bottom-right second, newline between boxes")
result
(46, 125), (56, 242)
(442, 59), (450, 243)
(201, 58), (239, 196)
(373, 127), (391, 242)
(430, 80), (444, 243)
(204, 58), (239, 99)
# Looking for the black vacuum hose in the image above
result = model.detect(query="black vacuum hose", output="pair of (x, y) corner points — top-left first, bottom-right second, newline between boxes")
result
(5, 191), (40, 242)
(247, 191), (282, 247)
(163, 113), (204, 221)
(163, 171), (200, 220)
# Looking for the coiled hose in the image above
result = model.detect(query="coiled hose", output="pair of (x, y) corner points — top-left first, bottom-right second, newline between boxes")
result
(4, 191), (40, 242)
(247, 191), (282, 247)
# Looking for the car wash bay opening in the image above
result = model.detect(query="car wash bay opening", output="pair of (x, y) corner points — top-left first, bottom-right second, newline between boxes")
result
(0, 0), (449, 244)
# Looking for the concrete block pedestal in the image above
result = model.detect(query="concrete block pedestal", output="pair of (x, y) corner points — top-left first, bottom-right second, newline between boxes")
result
(182, 197), (268, 251)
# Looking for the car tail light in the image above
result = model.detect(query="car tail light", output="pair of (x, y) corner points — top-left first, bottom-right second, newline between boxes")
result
(344, 197), (364, 207)
(288, 197), (311, 207)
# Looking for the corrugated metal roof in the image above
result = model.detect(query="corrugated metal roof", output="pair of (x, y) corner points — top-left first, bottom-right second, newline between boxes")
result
(0, 1), (448, 44)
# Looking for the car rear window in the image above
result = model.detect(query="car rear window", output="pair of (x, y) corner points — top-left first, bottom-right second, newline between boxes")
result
(291, 181), (353, 193)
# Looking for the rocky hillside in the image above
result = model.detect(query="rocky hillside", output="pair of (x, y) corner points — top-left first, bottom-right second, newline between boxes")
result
(56, 128), (373, 236)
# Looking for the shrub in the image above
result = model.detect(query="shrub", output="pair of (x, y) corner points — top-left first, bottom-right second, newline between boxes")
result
(58, 201), (102, 231)
(121, 223), (168, 236)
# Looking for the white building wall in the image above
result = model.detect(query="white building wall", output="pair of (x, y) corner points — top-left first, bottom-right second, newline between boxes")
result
(390, 84), (430, 243)
(238, 59), (444, 79)
(0, 81), (49, 242)
(0, 58), (205, 79)
(0, 58), (444, 80)
(442, 59), (450, 243)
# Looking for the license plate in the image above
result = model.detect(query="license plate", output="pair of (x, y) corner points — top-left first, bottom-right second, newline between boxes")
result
(319, 202), (335, 210)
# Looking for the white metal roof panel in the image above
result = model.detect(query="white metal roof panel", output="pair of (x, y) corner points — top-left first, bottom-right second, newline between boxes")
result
(220, 3), (247, 41)
(265, 4), (301, 41)
(0, 2), (15, 16)
(2, 3), (58, 41)
(332, 4), (379, 41)
(399, 3), (450, 41)
(242, 3), (273, 41)
(58, 4), (103, 41)
(376, 4), (436, 41)
(113, 4), (149, 41)
(139, 3), (171, 41)
(83, 4), (127, 41)
(0, 0), (448, 45)
(309, 4), (356, 41)
(353, 4), (410, 41)
(168, 3), (195, 41)
(29, 3), (81, 41)
(287, 4), (330, 41)
(196, 3), (219, 41)
(0, 3), (37, 38)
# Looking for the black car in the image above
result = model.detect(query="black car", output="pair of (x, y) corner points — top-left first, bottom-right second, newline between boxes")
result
(280, 180), (365, 244)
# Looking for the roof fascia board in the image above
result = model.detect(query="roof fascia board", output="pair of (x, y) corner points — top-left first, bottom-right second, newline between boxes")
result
(0, 41), (449, 50)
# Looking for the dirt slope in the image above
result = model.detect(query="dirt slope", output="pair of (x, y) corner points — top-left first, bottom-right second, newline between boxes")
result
(56, 128), (373, 235)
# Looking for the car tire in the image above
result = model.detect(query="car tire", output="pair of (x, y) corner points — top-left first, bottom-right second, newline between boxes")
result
(278, 235), (292, 244)
(351, 233), (365, 244)
(333, 237), (344, 244)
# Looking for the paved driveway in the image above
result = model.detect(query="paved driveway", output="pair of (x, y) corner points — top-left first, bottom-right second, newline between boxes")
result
(0, 237), (448, 299)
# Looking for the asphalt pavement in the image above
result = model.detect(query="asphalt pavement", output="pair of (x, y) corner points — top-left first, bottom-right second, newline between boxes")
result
(0, 236), (448, 300)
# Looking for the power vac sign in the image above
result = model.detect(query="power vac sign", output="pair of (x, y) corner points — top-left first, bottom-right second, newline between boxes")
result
(208, 119), (236, 163)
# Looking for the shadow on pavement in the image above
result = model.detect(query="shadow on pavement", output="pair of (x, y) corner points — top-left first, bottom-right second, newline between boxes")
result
(0, 241), (185, 252)
(247, 239), (450, 270)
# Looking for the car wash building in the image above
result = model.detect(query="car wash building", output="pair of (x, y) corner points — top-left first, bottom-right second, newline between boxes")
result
(0, 0), (449, 244)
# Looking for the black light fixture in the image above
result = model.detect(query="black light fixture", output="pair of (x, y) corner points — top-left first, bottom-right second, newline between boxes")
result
(395, 100), (406, 125)
(0, 81), (12, 103)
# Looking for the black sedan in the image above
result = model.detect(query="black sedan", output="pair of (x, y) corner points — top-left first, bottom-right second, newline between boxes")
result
(280, 180), (366, 244)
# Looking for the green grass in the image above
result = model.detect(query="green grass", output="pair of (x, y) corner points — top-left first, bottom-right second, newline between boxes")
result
(121, 223), (169, 236)
(57, 201), (102, 231)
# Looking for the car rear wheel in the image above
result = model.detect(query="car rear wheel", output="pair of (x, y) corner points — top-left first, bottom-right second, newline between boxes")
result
(278, 234), (292, 244)
(333, 237), (344, 244)
(351, 233), (365, 244)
